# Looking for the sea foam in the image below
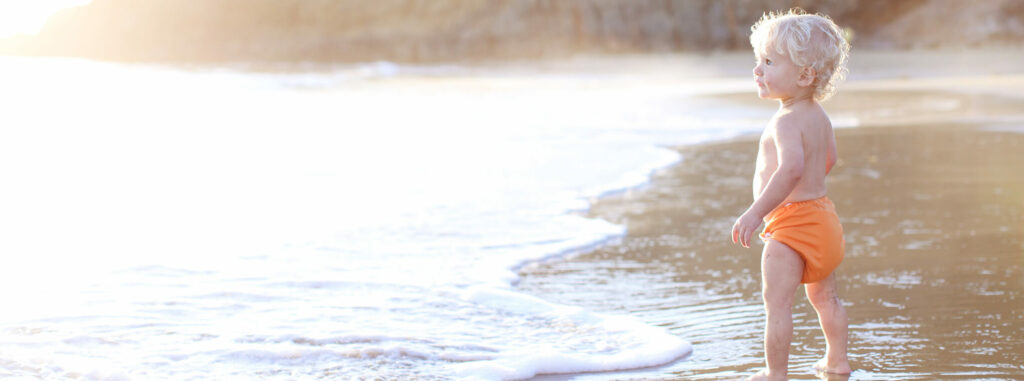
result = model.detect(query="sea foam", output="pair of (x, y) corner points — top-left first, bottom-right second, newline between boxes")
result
(0, 56), (769, 380)
(455, 287), (692, 380)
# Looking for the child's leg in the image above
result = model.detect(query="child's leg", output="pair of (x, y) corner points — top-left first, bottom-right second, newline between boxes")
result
(805, 273), (852, 374)
(751, 240), (804, 380)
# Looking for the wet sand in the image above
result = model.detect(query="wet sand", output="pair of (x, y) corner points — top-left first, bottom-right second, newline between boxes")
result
(517, 85), (1024, 380)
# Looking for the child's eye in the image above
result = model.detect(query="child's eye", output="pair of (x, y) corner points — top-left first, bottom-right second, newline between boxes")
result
(765, 59), (773, 65)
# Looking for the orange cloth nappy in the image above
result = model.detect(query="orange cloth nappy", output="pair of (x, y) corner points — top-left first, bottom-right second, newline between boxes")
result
(760, 196), (845, 284)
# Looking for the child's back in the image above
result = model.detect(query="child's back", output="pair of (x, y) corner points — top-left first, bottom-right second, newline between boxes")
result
(753, 101), (837, 206)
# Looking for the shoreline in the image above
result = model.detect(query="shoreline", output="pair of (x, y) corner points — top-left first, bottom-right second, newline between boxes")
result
(4, 47), (1024, 79)
(517, 80), (1024, 380)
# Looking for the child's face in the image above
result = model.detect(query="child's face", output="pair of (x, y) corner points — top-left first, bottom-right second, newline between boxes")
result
(752, 44), (803, 101)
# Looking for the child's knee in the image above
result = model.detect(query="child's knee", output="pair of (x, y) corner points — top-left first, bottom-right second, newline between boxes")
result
(808, 289), (840, 310)
(762, 285), (796, 311)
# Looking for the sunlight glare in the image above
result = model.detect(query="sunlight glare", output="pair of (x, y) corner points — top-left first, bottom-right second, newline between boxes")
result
(0, 0), (91, 37)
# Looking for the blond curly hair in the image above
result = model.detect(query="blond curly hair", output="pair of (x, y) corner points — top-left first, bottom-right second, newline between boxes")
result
(750, 8), (850, 102)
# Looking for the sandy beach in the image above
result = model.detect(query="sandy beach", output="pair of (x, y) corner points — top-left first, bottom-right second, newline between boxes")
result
(517, 77), (1024, 380)
(5, 1), (1024, 377)
(3, 49), (1022, 379)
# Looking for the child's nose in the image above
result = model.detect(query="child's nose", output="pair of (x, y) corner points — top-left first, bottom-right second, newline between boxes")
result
(753, 64), (762, 77)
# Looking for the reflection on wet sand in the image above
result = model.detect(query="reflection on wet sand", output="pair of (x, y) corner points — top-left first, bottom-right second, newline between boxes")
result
(517, 89), (1024, 380)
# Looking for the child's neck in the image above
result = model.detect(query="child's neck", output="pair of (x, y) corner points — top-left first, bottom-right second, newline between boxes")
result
(778, 91), (815, 109)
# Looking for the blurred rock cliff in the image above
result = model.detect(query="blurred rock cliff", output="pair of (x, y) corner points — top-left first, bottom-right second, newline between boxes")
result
(4, 0), (1023, 63)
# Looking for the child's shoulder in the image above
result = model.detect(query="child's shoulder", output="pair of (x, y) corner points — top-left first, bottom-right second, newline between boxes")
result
(774, 101), (829, 132)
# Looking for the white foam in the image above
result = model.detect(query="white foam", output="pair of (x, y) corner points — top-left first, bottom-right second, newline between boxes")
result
(455, 287), (691, 380)
(0, 56), (774, 380)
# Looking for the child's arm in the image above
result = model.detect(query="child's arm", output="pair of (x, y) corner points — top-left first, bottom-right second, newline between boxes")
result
(731, 122), (805, 248)
(826, 129), (838, 174)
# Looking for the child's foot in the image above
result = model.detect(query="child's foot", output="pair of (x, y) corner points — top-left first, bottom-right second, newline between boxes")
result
(814, 358), (852, 375)
(746, 369), (786, 381)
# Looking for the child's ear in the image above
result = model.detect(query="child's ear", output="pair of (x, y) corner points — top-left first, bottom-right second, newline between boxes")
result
(798, 66), (816, 87)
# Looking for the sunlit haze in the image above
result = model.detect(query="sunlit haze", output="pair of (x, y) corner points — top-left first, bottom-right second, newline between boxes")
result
(1, 0), (1023, 378)
(0, 0), (91, 37)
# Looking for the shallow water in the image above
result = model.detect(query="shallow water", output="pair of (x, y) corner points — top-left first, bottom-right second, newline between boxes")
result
(0, 55), (774, 380)
(2, 53), (1022, 380)
(518, 123), (1024, 380)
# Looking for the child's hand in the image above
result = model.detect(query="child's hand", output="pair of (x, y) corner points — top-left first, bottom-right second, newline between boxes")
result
(731, 212), (762, 248)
